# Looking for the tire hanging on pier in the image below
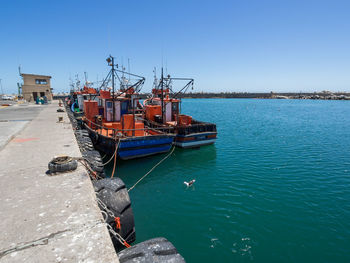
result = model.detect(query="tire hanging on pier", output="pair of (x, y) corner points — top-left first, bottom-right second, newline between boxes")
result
(93, 178), (136, 248)
(82, 150), (105, 177)
(117, 237), (185, 263)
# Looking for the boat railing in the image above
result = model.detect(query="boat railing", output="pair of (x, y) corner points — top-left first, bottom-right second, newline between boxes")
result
(83, 117), (174, 137)
(140, 118), (175, 134)
(177, 124), (217, 135)
(142, 117), (217, 135)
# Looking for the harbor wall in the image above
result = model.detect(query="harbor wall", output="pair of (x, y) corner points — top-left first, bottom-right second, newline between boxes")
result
(0, 101), (119, 262)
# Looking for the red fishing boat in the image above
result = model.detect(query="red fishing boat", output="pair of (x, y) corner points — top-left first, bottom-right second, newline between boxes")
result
(143, 69), (217, 148)
(82, 56), (175, 160)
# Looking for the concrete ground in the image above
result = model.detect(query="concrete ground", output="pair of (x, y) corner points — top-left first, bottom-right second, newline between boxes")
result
(0, 101), (119, 262)
(0, 103), (43, 150)
(0, 100), (16, 106)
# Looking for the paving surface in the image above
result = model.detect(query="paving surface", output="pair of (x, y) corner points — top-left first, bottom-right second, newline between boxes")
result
(0, 101), (119, 262)
(0, 103), (43, 150)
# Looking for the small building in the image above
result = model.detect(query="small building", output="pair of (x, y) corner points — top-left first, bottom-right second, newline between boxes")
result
(21, 73), (52, 102)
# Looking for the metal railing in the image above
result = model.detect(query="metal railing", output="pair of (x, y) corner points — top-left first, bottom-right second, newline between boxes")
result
(144, 118), (217, 135)
(83, 117), (174, 138)
(83, 116), (216, 138)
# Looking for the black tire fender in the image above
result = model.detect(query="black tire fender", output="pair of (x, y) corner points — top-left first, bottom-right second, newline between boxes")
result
(93, 178), (135, 248)
(117, 237), (185, 263)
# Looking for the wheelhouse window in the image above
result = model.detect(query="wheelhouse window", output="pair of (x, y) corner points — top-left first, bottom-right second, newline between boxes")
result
(172, 102), (179, 114)
(35, 79), (47, 85)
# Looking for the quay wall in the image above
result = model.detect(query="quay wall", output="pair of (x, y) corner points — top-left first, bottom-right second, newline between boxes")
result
(0, 101), (119, 262)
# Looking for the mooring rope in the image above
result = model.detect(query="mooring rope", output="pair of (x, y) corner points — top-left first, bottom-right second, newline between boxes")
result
(101, 140), (120, 166)
(128, 146), (176, 192)
(110, 139), (120, 178)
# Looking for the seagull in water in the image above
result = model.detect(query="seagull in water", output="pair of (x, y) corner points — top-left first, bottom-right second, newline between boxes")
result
(184, 179), (196, 187)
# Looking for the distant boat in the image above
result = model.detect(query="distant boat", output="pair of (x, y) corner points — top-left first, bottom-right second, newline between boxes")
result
(68, 75), (98, 116)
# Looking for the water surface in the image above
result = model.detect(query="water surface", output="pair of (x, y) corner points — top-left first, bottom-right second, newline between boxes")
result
(106, 99), (350, 262)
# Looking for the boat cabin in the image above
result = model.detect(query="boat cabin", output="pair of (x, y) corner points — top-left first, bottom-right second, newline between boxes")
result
(72, 86), (98, 111)
(144, 97), (192, 126)
(84, 91), (145, 137)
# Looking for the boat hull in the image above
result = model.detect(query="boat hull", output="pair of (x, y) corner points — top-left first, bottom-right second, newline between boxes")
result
(85, 125), (175, 160)
(174, 132), (217, 148)
(118, 136), (174, 160)
(145, 119), (217, 149)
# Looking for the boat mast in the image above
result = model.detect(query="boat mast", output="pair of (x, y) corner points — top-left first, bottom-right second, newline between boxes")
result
(111, 56), (115, 121)
(84, 71), (88, 85)
(106, 55), (116, 121)
(161, 67), (164, 123)
(132, 96), (135, 136)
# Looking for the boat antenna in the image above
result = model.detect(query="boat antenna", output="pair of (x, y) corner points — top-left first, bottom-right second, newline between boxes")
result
(165, 59), (168, 76)
(96, 74), (98, 89)
(128, 58), (130, 82)
(152, 67), (157, 90)
(75, 74), (80, 91)
(68, 76), (73, 92)
(84, 71), (88, 85)
(121, 57), (124, 90)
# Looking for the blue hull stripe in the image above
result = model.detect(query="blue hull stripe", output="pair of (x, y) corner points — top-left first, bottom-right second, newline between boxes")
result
(176, 132), (216, 139)
(119, 137), (174, 149)
(118, 136), (174, 159)
(118, 145), (172, 159)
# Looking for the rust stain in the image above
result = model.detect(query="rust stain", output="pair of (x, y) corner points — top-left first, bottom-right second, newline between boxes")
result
(12, 138), (39, 143)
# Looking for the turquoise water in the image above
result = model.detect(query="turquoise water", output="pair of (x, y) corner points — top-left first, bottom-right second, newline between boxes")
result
(105, 99), (350, 262)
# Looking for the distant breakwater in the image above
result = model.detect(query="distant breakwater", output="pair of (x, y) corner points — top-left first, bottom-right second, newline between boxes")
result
(55, 92), (350, 100)
(135, 92), (350, 100)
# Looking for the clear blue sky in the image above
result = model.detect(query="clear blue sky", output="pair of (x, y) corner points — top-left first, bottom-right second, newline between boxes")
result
(1, 0), (350, 93)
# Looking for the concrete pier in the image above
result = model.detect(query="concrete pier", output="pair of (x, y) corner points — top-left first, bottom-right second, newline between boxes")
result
(0, 104), (41, 150)
(0, 101), (119, 262)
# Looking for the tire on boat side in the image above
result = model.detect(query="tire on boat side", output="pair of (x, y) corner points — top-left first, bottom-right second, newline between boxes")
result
(78, 137), (94, 152)
(117, 237), (185, 263)
(75, 129), (89, 137)
(75, 129), (95, 152)
(82, 150), (105, 176)
(73, 128), (105, 178)
(93, 178), (136, 248)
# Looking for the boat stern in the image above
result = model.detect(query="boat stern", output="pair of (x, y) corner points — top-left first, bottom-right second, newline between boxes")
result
(174, 132), (217, 148)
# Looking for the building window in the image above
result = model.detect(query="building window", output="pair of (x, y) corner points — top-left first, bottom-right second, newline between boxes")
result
(35, 79), (47, 85)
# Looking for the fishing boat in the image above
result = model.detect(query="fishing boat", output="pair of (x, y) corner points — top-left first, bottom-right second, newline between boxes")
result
(68, 73), (98, 115)
(143, 69), (217, 148)
(82, 56), (175, 160)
